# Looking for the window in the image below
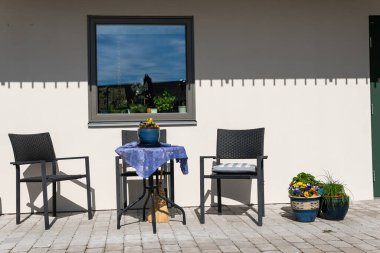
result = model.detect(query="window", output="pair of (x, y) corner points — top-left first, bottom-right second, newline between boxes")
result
(88, 16), (195, 127)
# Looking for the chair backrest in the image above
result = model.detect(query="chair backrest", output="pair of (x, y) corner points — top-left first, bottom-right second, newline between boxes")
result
(8, 132), (57, 162)
(216, 128), (265, 159)
(122, 129), (167, 144)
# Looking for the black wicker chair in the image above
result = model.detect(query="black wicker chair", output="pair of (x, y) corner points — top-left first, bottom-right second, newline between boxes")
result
(200, 128), (267, 226)
(117, 130), (174, 208)
(8, 132), (92, 230)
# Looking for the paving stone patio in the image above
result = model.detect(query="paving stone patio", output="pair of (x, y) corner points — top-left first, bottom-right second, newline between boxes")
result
(0, 199), (380, 252)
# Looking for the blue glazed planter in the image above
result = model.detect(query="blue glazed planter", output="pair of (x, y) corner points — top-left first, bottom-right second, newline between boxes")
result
(138, 128), (160, 146)
(320, 197), (349, 220)
(290, 196), (320, 222)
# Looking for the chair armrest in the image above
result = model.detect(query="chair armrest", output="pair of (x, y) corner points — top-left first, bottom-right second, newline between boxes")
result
(200, 156), (216, 160)
(55, 156), (88, 161)
(257, 155), (268, 175)
(200, 156), (216, 176)
(11, 160), (47, 180)
(10, 160), (45, 165)
(55, 156), (90, 175)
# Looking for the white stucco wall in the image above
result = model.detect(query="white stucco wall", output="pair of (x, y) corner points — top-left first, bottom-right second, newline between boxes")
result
(0, 0), (377, 214)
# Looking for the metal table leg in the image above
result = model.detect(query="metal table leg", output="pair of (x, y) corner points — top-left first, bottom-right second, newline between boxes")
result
(116, 158), (186, 232)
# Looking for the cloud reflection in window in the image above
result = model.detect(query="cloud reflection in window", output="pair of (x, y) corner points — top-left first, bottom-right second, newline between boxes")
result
(96, 25), (186, 86)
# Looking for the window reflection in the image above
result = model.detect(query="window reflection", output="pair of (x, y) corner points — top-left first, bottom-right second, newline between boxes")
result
(96, 25), (187, 114)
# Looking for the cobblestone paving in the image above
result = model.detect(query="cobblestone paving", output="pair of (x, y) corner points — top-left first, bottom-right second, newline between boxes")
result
(0, 199), (380, 252)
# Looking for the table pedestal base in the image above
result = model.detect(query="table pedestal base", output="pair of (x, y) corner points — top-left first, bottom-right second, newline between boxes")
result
(116, 173), (186, 233)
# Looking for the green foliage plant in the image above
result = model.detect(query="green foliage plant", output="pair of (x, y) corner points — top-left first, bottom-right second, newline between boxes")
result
(153, 91), (176, 112)
(321, 172), (350, 208)
(129, 103), (147, 113)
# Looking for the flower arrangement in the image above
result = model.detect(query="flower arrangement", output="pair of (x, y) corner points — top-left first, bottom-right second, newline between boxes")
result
(139, 117), (160, 129)
(288, 172), (322, 198)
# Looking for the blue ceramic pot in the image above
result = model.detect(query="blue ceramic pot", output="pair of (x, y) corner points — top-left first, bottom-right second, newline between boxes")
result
(290, 196), (320, 222)
(320, 197), (349, 220)
(138, 128), (160, 145)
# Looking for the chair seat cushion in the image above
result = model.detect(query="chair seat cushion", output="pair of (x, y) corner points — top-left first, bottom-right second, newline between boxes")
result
(212, 163), (256, 174)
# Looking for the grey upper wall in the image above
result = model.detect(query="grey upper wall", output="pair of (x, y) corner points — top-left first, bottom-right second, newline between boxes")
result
(0, 0), (378, 81)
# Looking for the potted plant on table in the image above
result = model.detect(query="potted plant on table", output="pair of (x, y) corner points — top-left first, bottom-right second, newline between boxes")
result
(288, 172), (323, 222)
(319, 173), (350, 220)
(138, 117), (160, 147)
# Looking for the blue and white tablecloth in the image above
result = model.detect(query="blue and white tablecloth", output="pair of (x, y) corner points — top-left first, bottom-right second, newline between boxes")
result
(115, 141), (188, 178)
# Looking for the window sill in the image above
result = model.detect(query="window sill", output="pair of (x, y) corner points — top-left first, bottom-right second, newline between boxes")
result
(88, 120), (197, 128)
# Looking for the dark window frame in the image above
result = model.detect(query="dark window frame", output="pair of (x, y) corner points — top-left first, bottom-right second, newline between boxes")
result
(87, 15), (196, 127)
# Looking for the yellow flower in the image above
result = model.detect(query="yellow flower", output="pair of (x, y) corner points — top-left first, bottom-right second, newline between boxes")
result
(311, 187), (315, 191)
(297, 182), (303, 186)
(304, 192), (310, 198)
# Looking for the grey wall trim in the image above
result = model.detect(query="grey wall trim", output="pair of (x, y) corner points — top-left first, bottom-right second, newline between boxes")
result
(87, 15), (196, 125)
(88, 120), (197, 128)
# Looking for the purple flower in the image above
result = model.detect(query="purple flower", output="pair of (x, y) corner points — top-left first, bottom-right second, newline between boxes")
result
(293, 189), (301, 195)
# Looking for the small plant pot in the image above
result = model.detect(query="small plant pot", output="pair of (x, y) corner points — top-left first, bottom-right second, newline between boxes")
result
(178, 105), (187, 113)
(290, 196), (320, 222)
(138, 128), (160, 146)
(147, 108), (158, 113)
(320, 197), (349, 220)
